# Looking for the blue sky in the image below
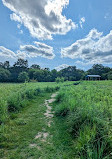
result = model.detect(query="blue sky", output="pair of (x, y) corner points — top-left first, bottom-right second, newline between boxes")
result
(0, 0), (112, 70)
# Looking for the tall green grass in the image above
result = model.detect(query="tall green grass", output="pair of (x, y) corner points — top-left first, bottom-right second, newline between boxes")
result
(54, 81), (112, 158)
(0, 99), (8, 124)
(0, 82), (60, 124)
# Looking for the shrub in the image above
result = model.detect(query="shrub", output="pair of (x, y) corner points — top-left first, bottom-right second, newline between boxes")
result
(0, 68), (11, 82)
(44, 86), (54, 93)
(34, 88), (42, 96)
(55, 77), (64, 83)
(18, 72), (29, 83)
(8, 93), (23, 112)
(44, 86), (60, 93)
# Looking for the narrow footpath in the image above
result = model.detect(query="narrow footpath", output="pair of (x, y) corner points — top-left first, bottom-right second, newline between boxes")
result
(0, 92), (73, 159)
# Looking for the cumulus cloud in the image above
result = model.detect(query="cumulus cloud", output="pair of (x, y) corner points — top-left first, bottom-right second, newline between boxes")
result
(0, 42), (55, 61)
(19, 30), (23, 34)
(20, 42), (55, 59)
(2, 0), (76, 40)
(0, 46), (16, 59)
(17, 24), (21, 29)
(10, 13), (22, 23)
(34, 42), (52, 50)
(0, 46), (28, 60)
(55, 64), (69, 71)
(79, 17), (85, 28)
(61, 29), (112, 63)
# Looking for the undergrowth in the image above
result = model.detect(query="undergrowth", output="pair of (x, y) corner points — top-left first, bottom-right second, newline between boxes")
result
(0, 85), (60, 124)
(54, 81), (112, 158)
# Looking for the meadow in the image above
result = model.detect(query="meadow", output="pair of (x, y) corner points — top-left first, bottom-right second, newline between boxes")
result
(54, 81), (112, 158)
(0, 81), (112, 159)
(0, 82), (61, 124)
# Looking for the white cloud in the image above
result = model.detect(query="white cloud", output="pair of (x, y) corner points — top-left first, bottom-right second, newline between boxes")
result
(61, 29), (112, 64)
(10, 13), (22, 23)
(20, 42), (55, 59)
(79, 17), (85, 28)
(55, 64), (69, 71)
(17, 24), (21, 29)
(17, 24), (23, 34)
(16, 50), (27, 59)
(20, 30), (23, 34)
(0, 46), (16, 59)
(0, 46), (28, 61)
(0, 42), (54, 61)
(2, 0), (76, 40)
(34, 41), (53, 50)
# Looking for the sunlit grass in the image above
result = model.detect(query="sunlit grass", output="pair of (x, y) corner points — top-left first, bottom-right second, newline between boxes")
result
(0, 81), (112, 158)
(54, 81), (112, 158)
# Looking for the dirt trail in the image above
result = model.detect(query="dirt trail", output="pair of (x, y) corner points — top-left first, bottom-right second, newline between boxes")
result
(29, 92), (57, 148)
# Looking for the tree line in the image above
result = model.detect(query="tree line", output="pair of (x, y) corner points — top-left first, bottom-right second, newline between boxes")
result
(0, 59), (112, 82)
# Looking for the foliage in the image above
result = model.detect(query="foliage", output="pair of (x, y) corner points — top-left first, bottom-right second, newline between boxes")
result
(107, 71), (112, 80)
(18, 72), (29, 82)
(13, 58), (28, 68)
(0, 59), (112, 83)
(30, 64), (40, 69)
(0, 68), (11, 82)
(55, 77), (64, 83)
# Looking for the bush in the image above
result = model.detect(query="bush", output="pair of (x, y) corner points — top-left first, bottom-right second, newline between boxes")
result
(8, 93), (23, 112)
(18, 72), (29, 83)
(0, 68), (11, 82)
(55, 77), (64, 83)
(44, 86), (60, 93)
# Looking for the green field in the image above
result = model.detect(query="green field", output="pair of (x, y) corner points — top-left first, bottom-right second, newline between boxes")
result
(0, 81), (112, 159)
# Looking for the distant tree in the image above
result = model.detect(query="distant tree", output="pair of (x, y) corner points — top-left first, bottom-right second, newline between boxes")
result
(13, 59), (28, 68)
(18, 72), (29, 83)
(28, 69), (36, 80)
(4, 61), (10, 69)
(0, 62), (3, 68)
(30, 64), (40, 69)
(0, 68), (11, 82)
(44, 68), (50, 71)
(107, 71), (112, 80)
(55, 77), (64, 83)
(9, 59), (28, 82)
(87, 64), (111, 80)
(60, 66), (84, 81)
(43, 69), (51, 82)
(87, 64), (105, 76)
(33, 70), (44, 82)
(51, 69), (58, 82)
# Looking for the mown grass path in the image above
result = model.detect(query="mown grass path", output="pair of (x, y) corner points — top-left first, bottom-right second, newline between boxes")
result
(0, 94), (71, 159)
(0, 93), (52, 159)
(0, 92), (74, 159)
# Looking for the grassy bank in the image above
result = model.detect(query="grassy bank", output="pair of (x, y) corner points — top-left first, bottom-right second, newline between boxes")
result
(0, 82), (60, 124)
(0, 81), (111, 158)
(54, 81), (112, 158)
(0, 82), (61, 158)
(0, 81), (74, 159)
(0, 94), (50, 158)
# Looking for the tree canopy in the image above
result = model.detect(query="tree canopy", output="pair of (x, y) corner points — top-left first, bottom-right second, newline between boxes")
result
(0, 59), (112, 83)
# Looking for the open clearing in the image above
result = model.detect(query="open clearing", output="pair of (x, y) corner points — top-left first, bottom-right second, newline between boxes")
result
(0, 81), (112, 159)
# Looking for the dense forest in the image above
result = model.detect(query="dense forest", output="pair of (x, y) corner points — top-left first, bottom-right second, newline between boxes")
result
(0, 59), (112, 82)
